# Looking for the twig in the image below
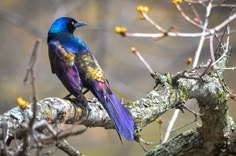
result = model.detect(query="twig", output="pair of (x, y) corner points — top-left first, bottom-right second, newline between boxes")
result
(215, 67), (236, 70)
(141, 12), (166, 33)
(214, 12), (236, 32)
(21, 39), (41, 154)
(125, 31), (211, 38)
(171, 116), (201, 133)
(31, 119), (87, 152)
(162, 109), (180, 143)
(177, 104), (202, 118)
(56, 139), (82, 156)
(188, 2), (203, 24)
(130, 47), (155, 74)
(139, 137), (160, 145)
(211, 24), (230, 67)
(193, 0), (213, 68)
(209, 35), (215, 62)
(184, 0), (209, 3)
(175, 3), (203, 29)
(156, 118), (164, 143)
(24, 39), (41, 127)
(56, 127), (88, 140)
(212, 3), (236, 8)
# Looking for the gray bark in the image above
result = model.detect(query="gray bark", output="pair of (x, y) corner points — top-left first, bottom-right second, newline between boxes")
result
(1, 43), (235, 156)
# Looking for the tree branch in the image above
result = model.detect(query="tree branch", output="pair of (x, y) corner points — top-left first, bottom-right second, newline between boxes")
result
(0, 43), (234, 155)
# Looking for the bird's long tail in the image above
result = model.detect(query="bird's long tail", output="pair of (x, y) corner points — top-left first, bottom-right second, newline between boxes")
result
(92, 81), (134, 141)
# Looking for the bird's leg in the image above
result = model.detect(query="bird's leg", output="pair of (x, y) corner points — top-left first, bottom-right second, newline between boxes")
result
(63, 93), (72, 99)
(76, 93), (91, 119)
(76, 93), (87, 108)
(82, 89), (89, 95)
(63, 88), (89, 100)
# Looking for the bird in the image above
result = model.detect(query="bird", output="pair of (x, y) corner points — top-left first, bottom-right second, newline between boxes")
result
(47, 17), (134, 141)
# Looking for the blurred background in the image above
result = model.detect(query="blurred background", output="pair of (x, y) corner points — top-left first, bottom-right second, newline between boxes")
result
(0, 0), (236, 155)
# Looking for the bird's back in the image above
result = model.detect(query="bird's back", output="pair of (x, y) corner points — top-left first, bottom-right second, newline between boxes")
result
(48, 33), (89, 54)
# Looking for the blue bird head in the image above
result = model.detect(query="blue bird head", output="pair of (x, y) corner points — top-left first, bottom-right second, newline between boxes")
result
(48, 17), (87, 34)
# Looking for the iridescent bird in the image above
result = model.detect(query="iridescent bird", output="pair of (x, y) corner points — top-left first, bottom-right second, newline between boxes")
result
(47, 17), (134, 141)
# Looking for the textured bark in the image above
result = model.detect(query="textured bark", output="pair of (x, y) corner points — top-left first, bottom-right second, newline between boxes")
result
(0, 44), (235, 155)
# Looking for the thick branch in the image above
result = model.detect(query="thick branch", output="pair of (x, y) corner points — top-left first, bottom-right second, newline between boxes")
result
(1, 69), (228, 138)
(146, 130), (203, 156)
(0, 44), (233, 155)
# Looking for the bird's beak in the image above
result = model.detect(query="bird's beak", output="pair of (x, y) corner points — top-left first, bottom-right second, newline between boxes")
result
(75, 21), (87, 27)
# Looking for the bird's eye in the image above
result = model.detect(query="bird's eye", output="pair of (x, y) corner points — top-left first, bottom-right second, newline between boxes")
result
(67, 20), (76, 32)
(71, 21), (75, 26)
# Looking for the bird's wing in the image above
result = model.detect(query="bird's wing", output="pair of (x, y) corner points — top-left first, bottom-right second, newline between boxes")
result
(48, 46), (56, 74)
(48, 41), (76, 72)
(77, 52), (105, 83)
(76, 52), (134, 141)
(48, 41), (84, 99)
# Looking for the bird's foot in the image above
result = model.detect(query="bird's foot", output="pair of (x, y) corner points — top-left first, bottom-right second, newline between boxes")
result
(73, 97), (91, 120)
(63, 97), (90, 124)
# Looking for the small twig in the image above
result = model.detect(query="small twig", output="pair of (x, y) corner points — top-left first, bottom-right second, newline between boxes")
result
(199, 60), (212, 78)
(139, 137), (160, 145)
(211, 25), (230, 67)
(156, 118), (164, 143)
(171, 116), (201, 133)
(193, 0), (213, 68)
(184, 0), (209, 3)
(137, 137), (159, 152)
(212, 8), (233, 68)
(212, 3), (236, 8)
(177, 104), (202, 119)
(215, 67), (236, 70)
(141, 12), (166, 33)
(209, 35), (215, 63)
(125, 31), (210, 38)
(32, 120), (87, 145)
(56, 139), (82, 156)
(124, 10), (236, 39)
(24, 39), (41, 127)
(175, 3), (203, 29)
(56, 127), (88, 140)
(20, 39), (41, 154)
(189, 2), (203, 24)
(130, 47), (155, 75)
(33, 120), (57, 137)
(214, 12), (236, 32)
(163, 109), (180, 143)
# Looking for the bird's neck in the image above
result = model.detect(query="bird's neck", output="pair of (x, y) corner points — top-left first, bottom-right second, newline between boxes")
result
(48, 32), (74, 38)
(47, 32), (75, 43)
(48, 32), (90, 53)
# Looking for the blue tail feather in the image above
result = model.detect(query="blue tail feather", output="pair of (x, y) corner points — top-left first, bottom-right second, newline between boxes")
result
(92, 81), (134, 141)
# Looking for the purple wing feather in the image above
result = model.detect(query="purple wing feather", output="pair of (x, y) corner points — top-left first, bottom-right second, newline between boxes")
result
(48, 41), (83, 98)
